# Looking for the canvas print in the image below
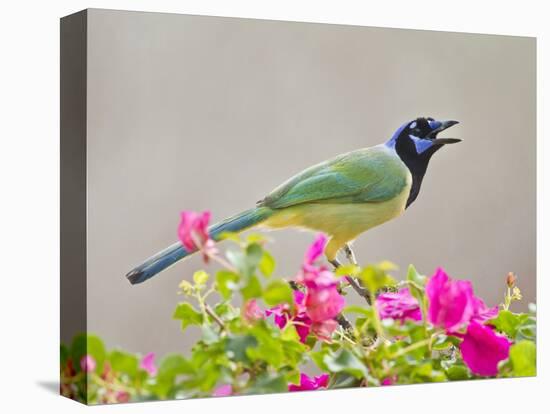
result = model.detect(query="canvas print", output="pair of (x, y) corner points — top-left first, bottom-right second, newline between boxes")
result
(60, 9), (536, 405)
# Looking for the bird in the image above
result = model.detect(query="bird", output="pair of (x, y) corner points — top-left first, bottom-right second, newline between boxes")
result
(126, 117), (460, 285)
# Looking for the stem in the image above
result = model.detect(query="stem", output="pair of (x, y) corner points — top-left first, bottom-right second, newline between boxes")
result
(387, 332), (440, 359)
(205, 304), (226, 331)
(205, 248), (238, 273)
(195, 288), (226, 331)
(345, 276), (372, 305)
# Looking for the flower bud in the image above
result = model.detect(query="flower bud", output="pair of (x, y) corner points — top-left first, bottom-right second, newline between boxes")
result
(506, 272), (516, 288)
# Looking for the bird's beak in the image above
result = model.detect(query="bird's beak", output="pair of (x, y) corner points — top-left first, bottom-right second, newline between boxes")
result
(429, 120), (461, 144)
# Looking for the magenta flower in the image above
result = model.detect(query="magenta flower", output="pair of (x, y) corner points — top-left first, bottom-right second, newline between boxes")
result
(426, 268), (475, 332)
(376, 288), (422, 323)
(459, 321), (512, 376)
(212, 384), (233, 397)
(243, 299), (264, 323)
(305, 285), (345, 323)
(471, 296), (499, 324)
(381, 376), (397, 386)
(304, 233), (327, 266)
(80, 355), (96, 373)
(177, 211), (215, 260)
(288, 373), (329, 392)
(140, 352), (157, 376)
(266, 290), (312, 343)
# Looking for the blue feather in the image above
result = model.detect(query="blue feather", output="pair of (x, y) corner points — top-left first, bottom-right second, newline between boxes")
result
(126, 207), (272, 284)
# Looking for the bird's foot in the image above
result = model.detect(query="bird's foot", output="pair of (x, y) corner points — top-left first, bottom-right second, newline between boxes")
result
(329, 258), (343, 268)
(344, 244), (358, 266)
(330, 255), (371, 305)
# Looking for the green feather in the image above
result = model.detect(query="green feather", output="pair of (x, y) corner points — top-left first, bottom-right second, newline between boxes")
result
(258, 145), (409, 209)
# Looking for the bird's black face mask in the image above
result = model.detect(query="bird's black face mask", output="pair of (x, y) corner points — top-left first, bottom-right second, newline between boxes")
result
(391, 117), (460, 207)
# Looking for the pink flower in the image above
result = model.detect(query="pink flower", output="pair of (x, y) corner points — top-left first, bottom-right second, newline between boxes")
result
(80, 355), (96, 373)
(471, 296), (499, 324)
(266, 291), (312, 343)
(116, 391), (130, 403)
(177, 211), (215, 260)
(376, 288), (422, 323)
(304, 234), (327, 266)
(305, 285), (345, 322)
(243, 299), (264, 323)
(426, 268), (475, 332)
(288, 373), (329, 392)
(311, 319), (339, 341)
(381, 376), (397, 386)
(459, 321), (511, 376)
(140, 352), (157, 376)
(212, 384), (233, 397)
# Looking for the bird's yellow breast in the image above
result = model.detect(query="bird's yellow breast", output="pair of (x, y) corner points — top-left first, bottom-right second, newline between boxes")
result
(261, 170), (412, 259)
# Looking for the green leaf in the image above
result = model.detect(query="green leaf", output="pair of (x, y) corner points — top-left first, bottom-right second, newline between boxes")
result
(358, 265), (396, 293)
(489, 310), (529, 339)
(214, 302), (239, 320)
(193, 270), (209, 286)
(241, 274), (262, 300)
(446, 365), (470, 381)
(173, 303), (203, 331)
(246, 233), (268, 244)
(246, 243), (264, 268)
(432, 334), (454, 351)
(509, 340), (536, 377)
(407, 264), (426, 286)
(335, 264), (360, 277)
(154, 354), (195, 398)
(226, 249), (247, 274)
(109, 350), (139, 377)
(323, 349), (368, 379)
(259, 250), (276, 277)
(281, 323), (300, 342)
(246, 373), (288, 395)
(246, 324), (285, 367)
(215, 270), (239, 300)
(226, 335), (258, 363)
(201, 324), (219, 345)
(158, 353), (195, 377)
(262, 280), (293, 306)
(70, 333), (106, 373)
(377, 260), (399, 272)
(310, 350), (330, 371)
(86, 335), (107, 372)
(343, 305), (372, 316)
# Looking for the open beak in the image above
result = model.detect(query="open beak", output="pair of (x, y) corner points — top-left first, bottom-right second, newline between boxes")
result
(429, 120), (461, 144)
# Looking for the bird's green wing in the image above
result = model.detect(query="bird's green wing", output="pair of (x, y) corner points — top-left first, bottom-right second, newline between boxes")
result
(257, 146), (409, 209)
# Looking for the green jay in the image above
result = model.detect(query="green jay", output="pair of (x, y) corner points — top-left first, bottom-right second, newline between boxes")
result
(127, 117), (460, 285)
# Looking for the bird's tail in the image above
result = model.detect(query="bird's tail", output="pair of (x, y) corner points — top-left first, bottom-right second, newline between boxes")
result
(126, 207), (273, 285)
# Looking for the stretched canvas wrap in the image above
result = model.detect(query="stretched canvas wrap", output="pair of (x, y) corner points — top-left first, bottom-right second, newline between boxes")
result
(60, 9), (537, 405)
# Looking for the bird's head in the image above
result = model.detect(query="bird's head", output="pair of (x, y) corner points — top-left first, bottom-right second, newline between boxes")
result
(387, 117), (461, 161)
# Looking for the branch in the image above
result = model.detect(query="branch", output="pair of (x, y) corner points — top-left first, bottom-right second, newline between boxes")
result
(205, 304), (226, 331)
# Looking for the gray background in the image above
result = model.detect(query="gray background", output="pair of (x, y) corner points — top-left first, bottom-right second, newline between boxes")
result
(86, 9), (536, 356)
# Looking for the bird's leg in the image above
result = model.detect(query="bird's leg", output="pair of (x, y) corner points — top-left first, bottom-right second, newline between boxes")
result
(330, 255), (371, 305)
(344, 244), (358, 265)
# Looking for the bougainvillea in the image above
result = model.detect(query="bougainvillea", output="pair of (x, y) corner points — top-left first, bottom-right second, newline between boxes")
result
(60, 210), (536, 404)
